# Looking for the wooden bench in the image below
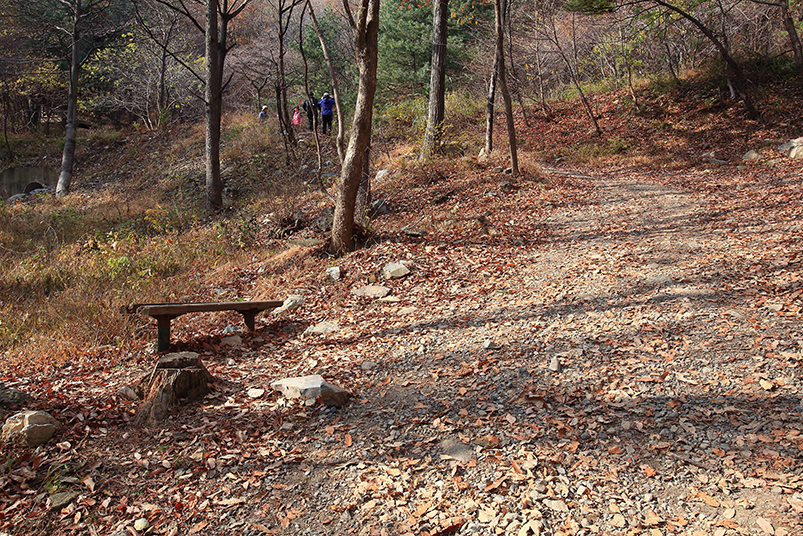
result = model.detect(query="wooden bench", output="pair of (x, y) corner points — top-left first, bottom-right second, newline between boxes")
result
(122, 301), (284, 351)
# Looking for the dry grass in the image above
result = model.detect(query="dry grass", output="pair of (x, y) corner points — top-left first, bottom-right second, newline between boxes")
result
(0, 114), (295, 374)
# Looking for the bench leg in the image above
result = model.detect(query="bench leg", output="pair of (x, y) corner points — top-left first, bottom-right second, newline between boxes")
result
(155, 316), (171, 352)
(240, 309), (258, 331)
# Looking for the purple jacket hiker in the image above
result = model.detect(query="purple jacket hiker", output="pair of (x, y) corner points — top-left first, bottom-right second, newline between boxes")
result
(318, 93), (335, 135)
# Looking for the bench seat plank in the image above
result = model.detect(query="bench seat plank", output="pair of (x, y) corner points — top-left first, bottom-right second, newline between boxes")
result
(123, 300), (284, 351)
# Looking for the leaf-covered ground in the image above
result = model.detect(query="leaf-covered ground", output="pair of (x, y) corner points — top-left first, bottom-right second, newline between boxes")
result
(1, 89), (802, 536)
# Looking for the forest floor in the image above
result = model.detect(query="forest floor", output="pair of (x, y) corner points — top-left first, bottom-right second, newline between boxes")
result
(1, 89), (803, 536)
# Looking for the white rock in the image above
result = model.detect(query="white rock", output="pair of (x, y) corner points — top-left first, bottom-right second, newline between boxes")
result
(134, 518), (150, 531)
(326, 266), (341, 281)
(247, 388), (265, 398)
(272, 294), (305, 317)
(351, 285), (391, 298)
(382, 262), (411, 279)
(303, 321), (339, 336)
(549, 356), (561, 372)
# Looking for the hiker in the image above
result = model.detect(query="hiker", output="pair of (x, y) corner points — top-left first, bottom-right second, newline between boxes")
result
(318, 92), (335, 135)
(292, 105), (303, 128)
(302, 93), (319, 131)
(258, 105), (268, 120)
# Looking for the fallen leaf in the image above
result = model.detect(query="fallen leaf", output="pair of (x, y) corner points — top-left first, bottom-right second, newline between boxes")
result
(756, 517), (774, 534)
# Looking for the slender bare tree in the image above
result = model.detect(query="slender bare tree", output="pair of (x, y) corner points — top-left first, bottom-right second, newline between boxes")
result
(330, 0), (379, 254)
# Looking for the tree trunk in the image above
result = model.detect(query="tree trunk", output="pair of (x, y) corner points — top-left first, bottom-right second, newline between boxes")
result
(56, 0), (82, 198)
(355, 142), (371, 223)
(135, 352), (216, 423)
(307, 1), (346, 163)
(205, 0), (223, 211)
(484, 48), (498, 156)
(330, 0), (379, 255)
(779, 0), (803, 80)
(495, 0), (518, 175)
(420, 0), (449, 161)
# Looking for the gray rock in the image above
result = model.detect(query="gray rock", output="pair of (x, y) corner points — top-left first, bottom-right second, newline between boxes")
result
(7, 193), (27, 203)
(221, 335), (242, 346)
(482, 340), (501, 350)
(370, 198), (391, 215)
(118, 386), (139, 401)
(272, 294), (305, 317)
(326, 266), (341, 281)
(49, 491), (77, 511)
(2, 410), (59, 447)
(382, 262), (410, 280)
(303, 321), (339, 336)
(0, 388), (32, 408)
(351, 285), (391, 298)
(272, 375), (326, 399)
(743, 150), (760, 160)
(790, 145), (803, 159)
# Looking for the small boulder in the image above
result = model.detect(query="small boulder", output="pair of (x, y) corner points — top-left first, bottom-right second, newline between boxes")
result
(2, 410), (59, 447)
(742, 150), (760, 160)
(382, 262), (411, 280)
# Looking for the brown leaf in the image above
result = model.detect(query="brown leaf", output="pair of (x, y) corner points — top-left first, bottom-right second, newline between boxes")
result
(191, 520), (208, 533)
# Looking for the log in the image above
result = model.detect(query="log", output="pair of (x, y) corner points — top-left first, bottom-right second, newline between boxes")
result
(135, 352), (216, 422)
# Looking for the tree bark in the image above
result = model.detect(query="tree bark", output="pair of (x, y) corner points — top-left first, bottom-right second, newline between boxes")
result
(494, 0), (518, 175)
(204, 0), (223, 211)
(420, 0), (449, 161)
(135, 352), (216, 422)
(330, 0), (379, 255)
(484, 46), (498, 156)
(56, 0), (82, 198)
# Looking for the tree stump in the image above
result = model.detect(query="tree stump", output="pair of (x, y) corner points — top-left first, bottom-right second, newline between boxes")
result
(135, 352), (215, 423)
